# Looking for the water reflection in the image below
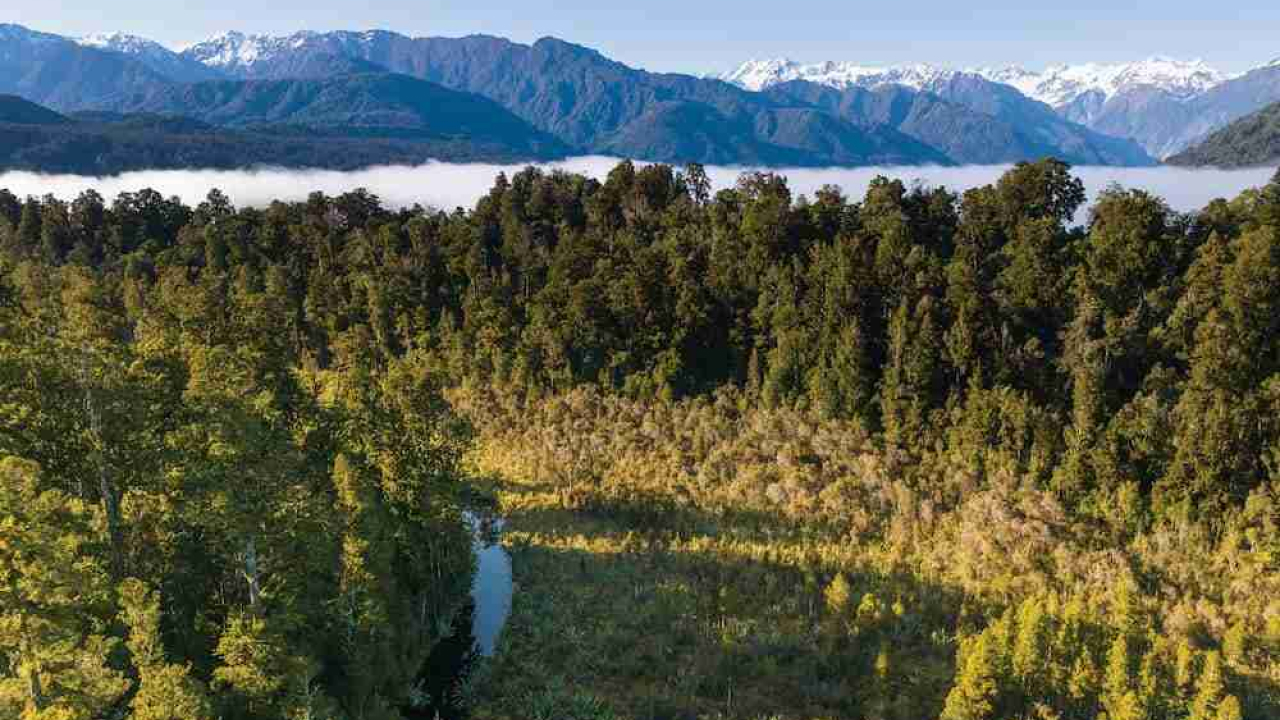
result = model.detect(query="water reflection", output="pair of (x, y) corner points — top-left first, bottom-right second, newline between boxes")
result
(470, 515), (512, 657)
(403, 511), (512, 719)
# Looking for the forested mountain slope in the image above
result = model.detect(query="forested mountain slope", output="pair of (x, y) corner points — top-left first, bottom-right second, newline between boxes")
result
(1170, 100), (1280, 167)
(0, 104), (567, 174)
(0, 93), (72, 124)
(96, 72), (570, 151)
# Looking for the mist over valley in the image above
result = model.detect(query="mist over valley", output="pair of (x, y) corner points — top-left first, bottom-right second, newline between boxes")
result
(1, 159), (1271, 221)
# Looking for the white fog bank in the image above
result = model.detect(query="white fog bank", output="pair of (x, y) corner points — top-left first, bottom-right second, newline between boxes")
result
(0, 159), (1274, 219)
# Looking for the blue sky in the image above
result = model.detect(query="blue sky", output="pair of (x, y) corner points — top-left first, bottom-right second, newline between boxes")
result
(10, 0), (1278, 73)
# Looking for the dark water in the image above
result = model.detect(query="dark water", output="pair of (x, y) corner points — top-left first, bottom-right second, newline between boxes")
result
(404, 603), (481, 720)
(404, 514), (512, 719)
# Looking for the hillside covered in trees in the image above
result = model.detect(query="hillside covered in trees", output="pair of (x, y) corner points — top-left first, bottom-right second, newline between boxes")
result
(1170, 101), (1280, 168)
(0, 90), (567, 175)
(1, 159), (1279, 719)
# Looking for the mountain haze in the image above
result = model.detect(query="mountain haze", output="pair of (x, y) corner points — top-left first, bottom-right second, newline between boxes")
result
(15, 28), (963, 167)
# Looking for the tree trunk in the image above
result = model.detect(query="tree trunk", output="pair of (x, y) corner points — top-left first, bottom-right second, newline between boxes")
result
(26, 663), (45, 714)
(19, 628), (46, 713)
(244, 535), (262, 609)
(81, 354), (124, 579)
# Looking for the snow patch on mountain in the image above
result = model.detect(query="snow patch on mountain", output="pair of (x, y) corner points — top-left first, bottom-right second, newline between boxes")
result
(184, 31), (273, 69)
(720, 59), (964, 93)
(179, 30), (398, 75)
(76, 31), (227, 81)
(721, 57), (1231, 108)
(978, 58), (1228, 107)
(181, 31), (338, 71)
(78, 32), (180, 57)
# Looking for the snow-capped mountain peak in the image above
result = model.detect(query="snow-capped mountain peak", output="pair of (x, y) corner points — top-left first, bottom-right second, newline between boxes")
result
(183, 31), (278, 69)
(720, 56), (1233, 110)
(174, 29), (413, 79)
(180, 30), (392, 73)
(977, 66), (1039, 87)
(989, 57), (1229, 107)
(1116, 56), (1225, 94)
(719, 58), (963, 93)
(719, 58), (799, 91)
(78, 32), (179, 57)
(74, 30), (225, 81)
(183, 30), (334, 69)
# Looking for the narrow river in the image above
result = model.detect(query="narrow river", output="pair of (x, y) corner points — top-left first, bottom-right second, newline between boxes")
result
(470, 515), (513, 657)
(406, 511), (513, 719)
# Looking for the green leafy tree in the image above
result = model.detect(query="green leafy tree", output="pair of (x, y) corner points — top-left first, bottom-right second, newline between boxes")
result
(0, 457), (129, 719)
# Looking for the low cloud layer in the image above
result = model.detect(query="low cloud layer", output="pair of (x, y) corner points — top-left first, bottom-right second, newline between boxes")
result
(0, 159), (1274, 221)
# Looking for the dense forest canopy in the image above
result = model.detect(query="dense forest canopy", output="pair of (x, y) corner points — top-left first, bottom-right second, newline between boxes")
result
(1, 159), (1279, 719)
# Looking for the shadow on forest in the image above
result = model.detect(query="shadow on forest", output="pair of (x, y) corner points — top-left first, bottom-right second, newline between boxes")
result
(403, 603), (481, 720)
(494, 474), (818, 542)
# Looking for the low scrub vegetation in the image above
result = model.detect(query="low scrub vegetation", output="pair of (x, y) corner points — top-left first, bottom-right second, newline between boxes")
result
(459, 386), (1280, 720)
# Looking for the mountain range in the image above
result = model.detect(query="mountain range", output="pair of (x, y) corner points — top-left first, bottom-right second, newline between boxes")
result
(1, 23), (1273, 170)
(720, 56), (1280, 160)
(99, 29), (1156, 165)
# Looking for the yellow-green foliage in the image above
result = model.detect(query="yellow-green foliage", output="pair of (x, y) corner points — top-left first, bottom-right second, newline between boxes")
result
(456, 385), (1280, 720)
(0, 458), (130, 720)
(0, 257), (478, 720)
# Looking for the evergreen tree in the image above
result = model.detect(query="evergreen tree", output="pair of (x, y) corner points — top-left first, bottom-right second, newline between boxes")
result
(942, 633), (999, 720)
(881, 293), (945, 449)
(16, 201), (41, 255)
(117, 579), (213, 720)
(0, 457), (129, 719)
(1190, 651), (1226, 720)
